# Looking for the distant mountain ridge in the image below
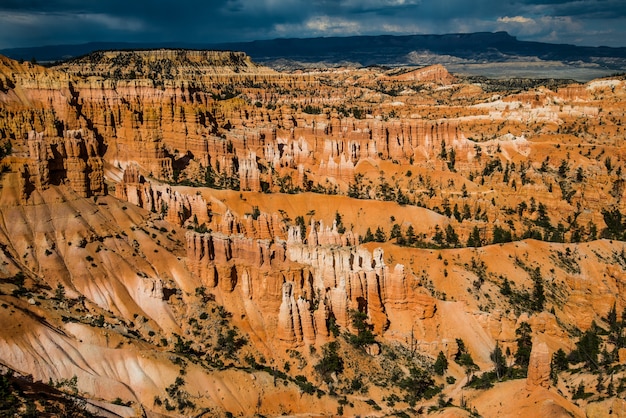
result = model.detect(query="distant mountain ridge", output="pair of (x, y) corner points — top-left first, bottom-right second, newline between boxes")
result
(2, 31), (626, 70)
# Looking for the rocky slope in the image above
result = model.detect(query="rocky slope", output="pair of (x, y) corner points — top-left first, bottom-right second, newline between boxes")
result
(1, 50), (626, 417)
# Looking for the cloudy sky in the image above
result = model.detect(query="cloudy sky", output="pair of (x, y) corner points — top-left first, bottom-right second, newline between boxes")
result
(1, 0), (625, 49)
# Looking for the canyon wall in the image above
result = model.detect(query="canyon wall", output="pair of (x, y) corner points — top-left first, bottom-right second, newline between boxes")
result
(2, 51), (626, 416)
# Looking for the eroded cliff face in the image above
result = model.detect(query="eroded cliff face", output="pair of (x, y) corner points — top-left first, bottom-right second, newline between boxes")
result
(4, 51), (624, 231)
(179, 202), (626, 367)
(2, 51), (626, 417)
(10, 129), (105, 200)
(183, 220), (413, 347)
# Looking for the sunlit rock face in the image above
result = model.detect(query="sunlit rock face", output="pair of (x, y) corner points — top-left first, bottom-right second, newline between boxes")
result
(1, 50), (626, 417)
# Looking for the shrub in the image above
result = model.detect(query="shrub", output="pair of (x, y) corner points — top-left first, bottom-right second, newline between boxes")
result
(466, 226), (483, 247)
(572, 382), (590, 400)
(303, 105), (322, 115)
(569, 325), (601, 370)
(346, 310), (375, 348)
(434, 351), (448, 375)
(314, 341), (343, 383)
(399, 367), (439, 406)
(216, 329), (247, 359)
(490, 342), (507, 379)
(551, 348), (569, 372)
(294, 375), (316, 394)
(515, 322), (532, 368)
(55, 283), (66, 300)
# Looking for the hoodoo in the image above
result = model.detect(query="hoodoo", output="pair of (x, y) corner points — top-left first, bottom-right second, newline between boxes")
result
(0, 49), (625, 416)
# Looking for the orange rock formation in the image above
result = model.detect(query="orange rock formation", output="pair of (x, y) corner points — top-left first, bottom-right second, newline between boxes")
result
(1, 50), (625, 417)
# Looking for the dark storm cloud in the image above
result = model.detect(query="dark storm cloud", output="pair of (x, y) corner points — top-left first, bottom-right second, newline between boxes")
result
(518, 0), (626, 18)
(0, 0), (624, 49)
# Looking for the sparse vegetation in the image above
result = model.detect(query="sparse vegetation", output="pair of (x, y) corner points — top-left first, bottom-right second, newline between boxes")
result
(3, 45), (626, 418)
(314, 341), (343, 383)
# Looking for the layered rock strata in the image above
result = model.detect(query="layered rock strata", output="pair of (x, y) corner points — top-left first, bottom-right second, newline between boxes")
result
(6, 129), (104, 201)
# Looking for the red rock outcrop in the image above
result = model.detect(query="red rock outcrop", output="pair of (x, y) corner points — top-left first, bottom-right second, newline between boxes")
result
(3, 51), (626, 417)
(526, 341), (552, 390)
(7, 129), (105, 201)
(183, 218), (426, 347)
(115, 165), (213, 225)
(168, 193), (453, 353)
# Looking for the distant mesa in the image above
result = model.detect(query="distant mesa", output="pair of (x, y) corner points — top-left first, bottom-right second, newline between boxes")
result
(56, 49), (275, 80)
